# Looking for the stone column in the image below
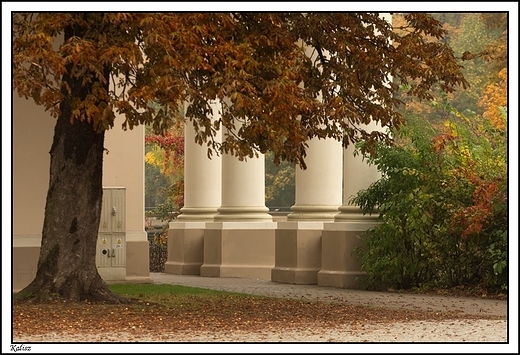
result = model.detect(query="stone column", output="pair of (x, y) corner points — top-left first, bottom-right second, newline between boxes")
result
(164, 101), (222, 275)
(177, 101), (222, 221)
(287, 137), (343, 221)
(318, 13), (391, 289)
(272, 137), (343, 284)
(271, 38), (344, 284)
(214, 148), (272, 221)
(318, 122), (383, 288)
(337, 125), (381, 221)
(201, 120), (276, 280)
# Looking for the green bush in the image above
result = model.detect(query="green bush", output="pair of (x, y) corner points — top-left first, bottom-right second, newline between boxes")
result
(352, 108), (507, 292)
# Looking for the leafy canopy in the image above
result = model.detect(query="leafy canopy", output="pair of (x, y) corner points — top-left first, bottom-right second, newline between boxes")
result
(13, 13), (467, 168)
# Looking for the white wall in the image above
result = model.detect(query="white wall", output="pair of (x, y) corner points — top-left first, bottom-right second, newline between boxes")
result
(12, 94), (146, 245)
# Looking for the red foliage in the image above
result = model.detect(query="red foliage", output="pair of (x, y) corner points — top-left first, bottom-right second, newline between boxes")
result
(454, 178), (505, 239)
(145, 134), (184, 169)
(145, 134), (184, 154)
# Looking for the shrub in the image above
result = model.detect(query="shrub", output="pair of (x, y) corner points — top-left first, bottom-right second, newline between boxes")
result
(352, 107), (507, 292)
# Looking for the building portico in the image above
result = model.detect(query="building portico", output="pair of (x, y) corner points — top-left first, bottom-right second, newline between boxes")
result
(12, 12), (396, 292)
(165, 114), (383, 287)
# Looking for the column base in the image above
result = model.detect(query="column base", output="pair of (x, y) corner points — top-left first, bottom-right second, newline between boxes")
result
(271, 268), (322, 285)
(271, 221), (323, 284)
(214, 206), (273, 222)
(200, 222), (276, 280)
(287, 205), (339, 221)
(164, 222), (205, 275)
(177, 207), (219, 221)
(317, 221), (376, 289)
(201, 264), (275, 280)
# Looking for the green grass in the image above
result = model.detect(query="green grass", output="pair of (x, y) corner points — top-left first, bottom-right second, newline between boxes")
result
(108, 283), (235, 296)
(108, 283), (259, 308)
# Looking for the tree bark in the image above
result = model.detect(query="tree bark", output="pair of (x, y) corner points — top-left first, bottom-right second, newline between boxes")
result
(17, 19), (128, 303)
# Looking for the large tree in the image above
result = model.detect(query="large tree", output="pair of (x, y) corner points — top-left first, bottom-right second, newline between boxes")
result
(13, 13), (467, 303)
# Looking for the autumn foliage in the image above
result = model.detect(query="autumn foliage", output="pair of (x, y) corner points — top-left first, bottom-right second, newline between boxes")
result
(144, 120), (185, 215)
(351, 13), (508, 294)
(13, 13), (469, 168)
(352, 107), (507, 292)
(479, 68), (507, 130)
(12, 12), (472, 302)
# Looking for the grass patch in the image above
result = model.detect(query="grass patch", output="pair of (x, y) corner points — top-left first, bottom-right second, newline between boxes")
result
(108, 283), (235, 296)
(108, 283), (261, 309)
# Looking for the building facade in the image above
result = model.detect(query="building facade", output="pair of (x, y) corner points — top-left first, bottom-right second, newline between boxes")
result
(165, 108), (382, 288)
(165, 13), (392, 288)
(13, 13), (390, 292)
(12, 93), (382, 292)
(12, 93), (151, 292)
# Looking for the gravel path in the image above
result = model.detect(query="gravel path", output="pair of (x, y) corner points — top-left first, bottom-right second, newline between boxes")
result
(11, 319), (511, 355)
(9, 273), (514, 352)
(150, 273), (508, 317)
(14, 319), (507, 343)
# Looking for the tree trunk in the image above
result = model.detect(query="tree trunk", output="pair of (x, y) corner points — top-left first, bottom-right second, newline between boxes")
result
(17, 19), (128, 304)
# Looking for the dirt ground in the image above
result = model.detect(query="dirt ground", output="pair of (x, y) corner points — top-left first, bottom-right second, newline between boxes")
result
(12, 291), (508, 344)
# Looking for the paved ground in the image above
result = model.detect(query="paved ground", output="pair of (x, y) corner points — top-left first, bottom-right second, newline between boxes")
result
(150, 272), (507, 317)
(12, 273), (513, 348)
